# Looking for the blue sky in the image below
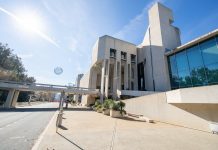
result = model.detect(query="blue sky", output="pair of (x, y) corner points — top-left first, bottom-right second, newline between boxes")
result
(0, 0), (217, 85)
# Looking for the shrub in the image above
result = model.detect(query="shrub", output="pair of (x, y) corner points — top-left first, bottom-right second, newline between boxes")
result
(110, 101), (126, 115)
(96, 104), (103, 111)
(94, 100), (101, 107)
(103, 99), (113, 110)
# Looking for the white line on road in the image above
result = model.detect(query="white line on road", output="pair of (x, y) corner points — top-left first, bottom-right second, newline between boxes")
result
(31, 110), (58, 150)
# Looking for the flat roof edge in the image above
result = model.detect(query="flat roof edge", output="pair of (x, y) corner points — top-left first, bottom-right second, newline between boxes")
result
(166, 29), (218, 56)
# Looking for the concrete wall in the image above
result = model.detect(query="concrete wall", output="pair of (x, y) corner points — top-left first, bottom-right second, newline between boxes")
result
(166, 85), (218, 103)
(124, 91), (218, 132)
(80, 71), (91, 105)
(138, 3), (181, 92)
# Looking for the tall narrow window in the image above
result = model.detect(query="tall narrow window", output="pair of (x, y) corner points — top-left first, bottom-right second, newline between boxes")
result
(110, 49), (116, 58)
(131, 54), (136, 63)
(187, 45), (207, 86)
(121, 51), (127, 60)
(176, 51), (192, 88)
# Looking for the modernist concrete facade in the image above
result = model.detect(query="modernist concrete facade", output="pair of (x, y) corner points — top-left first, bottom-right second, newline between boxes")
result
(78, 2), (218, 132)
(80, 2), (181, 104)
(74, 74), (84, 102)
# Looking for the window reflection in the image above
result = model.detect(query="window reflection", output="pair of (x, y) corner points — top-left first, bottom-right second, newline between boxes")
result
(200, 37), (218, 65)
(178, 70), (192, 87)
(168, 35), (218, 89)
(206, 63), (218, 84)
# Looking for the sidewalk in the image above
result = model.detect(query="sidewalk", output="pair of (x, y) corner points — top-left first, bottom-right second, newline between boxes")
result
(34, 106), (218, 150)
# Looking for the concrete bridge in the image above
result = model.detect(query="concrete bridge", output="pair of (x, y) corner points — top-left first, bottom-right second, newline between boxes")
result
(0, 80), (100, 108)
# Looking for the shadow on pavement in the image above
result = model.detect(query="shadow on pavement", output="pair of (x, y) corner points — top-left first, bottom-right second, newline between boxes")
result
(59, 125), (68, 130)
(120, 116), (147, 122)
(57, 132), (84, 150)
(0, 108), (58, 112)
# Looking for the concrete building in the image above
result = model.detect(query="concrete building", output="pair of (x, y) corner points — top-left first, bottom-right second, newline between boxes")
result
(74, 74), (83, 102)
(79, 2), (218, 132)
(80, 2), (181, 104)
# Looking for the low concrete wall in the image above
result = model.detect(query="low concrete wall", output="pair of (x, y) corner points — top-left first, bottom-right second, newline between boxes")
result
(166, 85), (218, 103)
(118, 90), (158, 97)
(124, 92), (218, 132)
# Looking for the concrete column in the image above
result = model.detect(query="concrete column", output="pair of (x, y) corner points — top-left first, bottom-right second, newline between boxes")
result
(11, 90), (20, 107)
(113, 61), (117, 99)
(117, 62), (121, 91)
(124, 63), (128, 90)
(4, 89), (15, 108)
(104, 59), (110, 99)
(100, 60), (106, 103)
(129, 63), (132, 90)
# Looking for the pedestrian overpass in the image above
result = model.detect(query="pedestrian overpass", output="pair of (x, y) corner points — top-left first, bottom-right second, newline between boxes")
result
(0, 80), (100, 108)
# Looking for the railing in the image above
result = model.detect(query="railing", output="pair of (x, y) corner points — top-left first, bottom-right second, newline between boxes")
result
(0, 80), (99, 94)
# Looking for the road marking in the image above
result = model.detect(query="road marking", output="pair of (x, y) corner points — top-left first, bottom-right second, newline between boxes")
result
(31, 110), (58, 150)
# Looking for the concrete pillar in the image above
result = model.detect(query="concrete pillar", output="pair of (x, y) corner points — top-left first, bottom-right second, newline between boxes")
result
(113, 61), (117, 99)
(129, 63), (132, 90)
(100, 60), (106, 103)
(124, 63), (128, 90)
(117, 61), (121, 90)
(104, 59), (110, 99)
(4, 89), (15, 108)
(11, 90), (20, 107)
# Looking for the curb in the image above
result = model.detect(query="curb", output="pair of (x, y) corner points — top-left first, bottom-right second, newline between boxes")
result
(31, 110), (58, 150)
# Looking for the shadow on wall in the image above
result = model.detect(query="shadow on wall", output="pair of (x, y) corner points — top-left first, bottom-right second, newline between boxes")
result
(172, 103), (218, 122)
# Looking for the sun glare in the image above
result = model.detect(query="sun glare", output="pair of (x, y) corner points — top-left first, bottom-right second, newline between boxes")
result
(16, 10), (44, 33)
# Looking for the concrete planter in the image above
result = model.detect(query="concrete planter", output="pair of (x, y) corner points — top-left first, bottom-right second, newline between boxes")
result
(110, 110), (122, 118)
(209, 122), (218, 134)
(103, 109), (110, 115)
(96, 108), (103, 113)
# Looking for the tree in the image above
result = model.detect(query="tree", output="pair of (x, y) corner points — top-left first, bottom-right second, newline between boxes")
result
(0, 43), (36, 103)
(0, 43), (35, 83)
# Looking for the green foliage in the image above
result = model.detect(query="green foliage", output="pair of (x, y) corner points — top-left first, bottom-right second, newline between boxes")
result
(110, 101), (126, 115)
(117, 101), (126, 115)
(0, 43), (35, 83)
(117, 101), (125, 111)
(103, 99), (113, 110)
(94, 99), (101, 107)
(111, 102), (120, 111)
(96, 104), (102, 111)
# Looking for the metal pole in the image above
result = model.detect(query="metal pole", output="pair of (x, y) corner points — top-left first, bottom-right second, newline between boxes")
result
(56, 91), (65, 132)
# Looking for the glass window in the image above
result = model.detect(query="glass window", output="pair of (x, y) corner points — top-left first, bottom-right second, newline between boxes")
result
(176, 51), (189, 72)
(110, 49), (116, 58)
(200, 37), (218, 65)
(190, 66), (207, 86)
(187, 45), (203, 69)
(121, 51), (127, 60)
(178, 70), (192, 88)
(168, 55), (177, 75)
(205, 62), (218, 84)
(169, 74), (179, 89)
(131, 54), (136, 63)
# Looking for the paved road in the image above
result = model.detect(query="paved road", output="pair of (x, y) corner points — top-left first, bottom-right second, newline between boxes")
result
(0, 102), (58, 150)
